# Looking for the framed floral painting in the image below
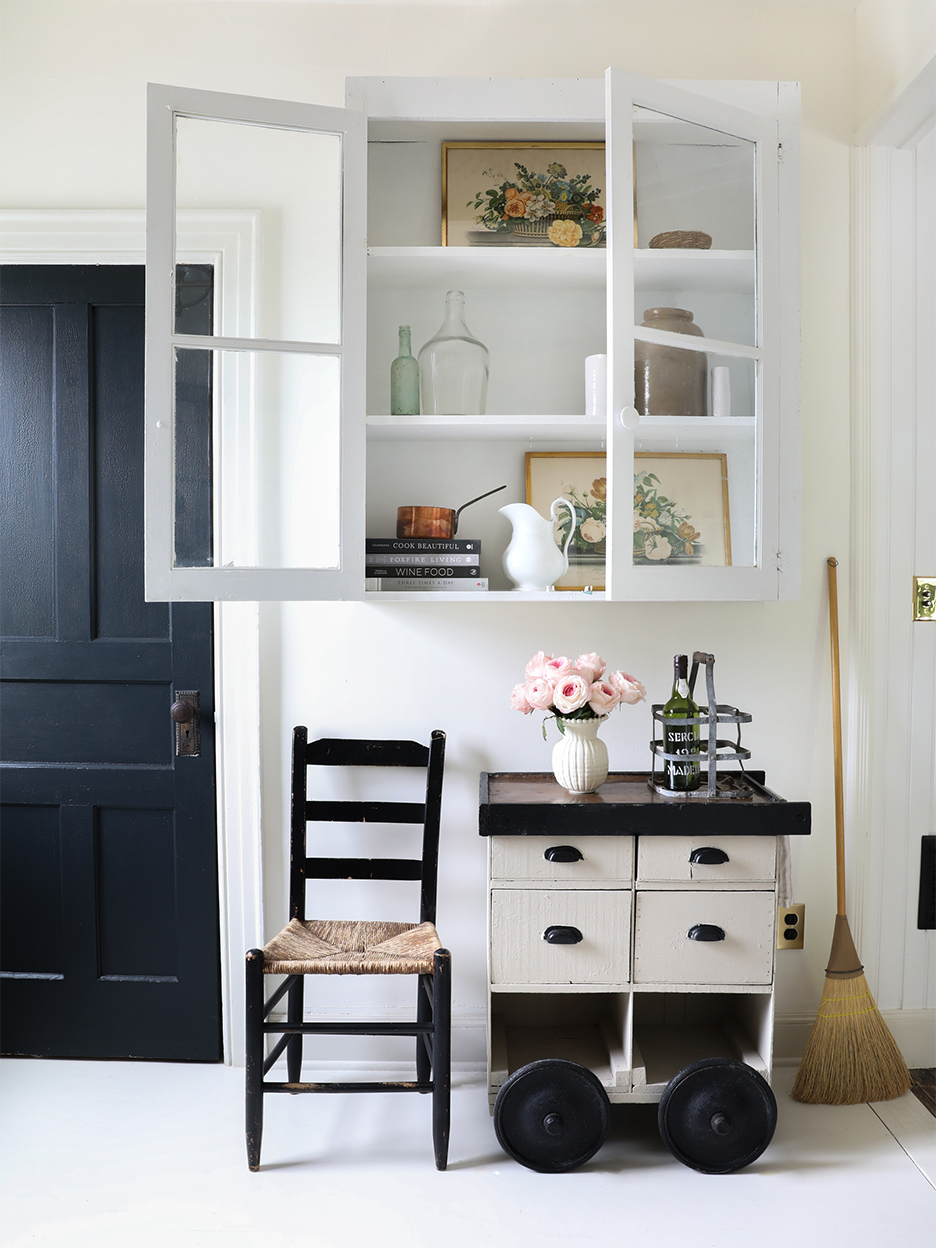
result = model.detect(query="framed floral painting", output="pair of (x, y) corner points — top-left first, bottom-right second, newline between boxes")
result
(443, 142), (606, 248)
(633, 453), (731, 567)
(526, 450), (731, 587)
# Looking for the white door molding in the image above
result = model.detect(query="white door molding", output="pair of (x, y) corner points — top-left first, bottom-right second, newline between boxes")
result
(0, 209), (264, 1066)
(848, 66), (935, 1019)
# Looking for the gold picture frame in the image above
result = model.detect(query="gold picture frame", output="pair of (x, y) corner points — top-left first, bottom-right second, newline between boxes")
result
(526, 451), (731, 588)
(442, 142), (606, 248)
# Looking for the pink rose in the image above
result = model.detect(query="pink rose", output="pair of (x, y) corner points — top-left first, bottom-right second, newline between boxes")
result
(543, 655), (574, 681)
(525, 677), (555, 710)
(574, 652), (606, 683)
(525, 650), (551, 680)
(552, 673), (591, 714)
(609, 670), (647, 704)
(510, 682), (533, 714)
(588, 680), (620, 716)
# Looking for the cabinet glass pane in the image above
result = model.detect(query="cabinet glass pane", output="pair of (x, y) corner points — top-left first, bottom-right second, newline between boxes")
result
(633, 106), (755, 250)
(174, 117), (341, 345)
(633, 353), (757, 569)
(173, 347), (340, 570)
(633, 106), (756, 353)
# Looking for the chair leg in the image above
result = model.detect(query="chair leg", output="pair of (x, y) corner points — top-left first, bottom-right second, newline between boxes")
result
(431, 948), (451, 1171)
(245, 949), (265, 1171)
(287, 976), (304, 1084)
(416, 973), (431, 1085)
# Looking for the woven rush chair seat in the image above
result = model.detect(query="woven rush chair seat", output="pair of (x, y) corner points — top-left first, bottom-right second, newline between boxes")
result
(262, 918), (442, 976)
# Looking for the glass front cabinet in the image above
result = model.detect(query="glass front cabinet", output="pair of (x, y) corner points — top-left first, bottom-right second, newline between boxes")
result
(144, 72), (800, 603)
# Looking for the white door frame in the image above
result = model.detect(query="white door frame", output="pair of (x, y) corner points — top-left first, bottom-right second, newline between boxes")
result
(0, 209), (264, 1067)
(848, 58), (935, 1050)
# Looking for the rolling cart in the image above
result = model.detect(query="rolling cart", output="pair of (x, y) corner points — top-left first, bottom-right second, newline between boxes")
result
(479, 654), (811, 1173)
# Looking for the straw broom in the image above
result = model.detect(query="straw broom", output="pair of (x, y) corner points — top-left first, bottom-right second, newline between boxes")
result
(791, 557), (911, 1105)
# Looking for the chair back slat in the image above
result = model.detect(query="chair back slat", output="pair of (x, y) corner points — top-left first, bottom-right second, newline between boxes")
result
(290, 727), (446, 925)
(307, 738), (429, 768)
(306, 800), (426, 825)
(305, 857), (422, 882)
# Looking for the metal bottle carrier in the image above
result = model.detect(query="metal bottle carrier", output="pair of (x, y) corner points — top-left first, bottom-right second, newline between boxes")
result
(649, 651), (754, 798)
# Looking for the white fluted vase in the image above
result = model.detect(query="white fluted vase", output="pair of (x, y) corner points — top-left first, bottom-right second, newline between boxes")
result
(551, 716), (609, 794)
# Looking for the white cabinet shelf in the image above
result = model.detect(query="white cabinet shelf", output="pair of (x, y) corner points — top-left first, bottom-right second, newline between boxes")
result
(635, 249), (754, 293)
(367, 245), (605, 291)
(366, 414), (606, 442)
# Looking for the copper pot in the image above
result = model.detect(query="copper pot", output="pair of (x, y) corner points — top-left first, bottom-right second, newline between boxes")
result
(396, 485), (506, 539)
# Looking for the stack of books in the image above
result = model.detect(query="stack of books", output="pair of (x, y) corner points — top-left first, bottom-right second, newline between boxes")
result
(364, 537), (488, 591)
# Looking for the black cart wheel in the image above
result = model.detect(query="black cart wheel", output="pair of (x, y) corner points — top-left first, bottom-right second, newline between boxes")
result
(658, 1057), (778, 1174)
(494, 1059), (611, 1173)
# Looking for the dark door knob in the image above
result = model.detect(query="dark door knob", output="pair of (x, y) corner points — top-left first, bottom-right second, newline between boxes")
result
(688, 924), (726, 942)
(543, 926), (584, 945)
(170, 700), (194, 724)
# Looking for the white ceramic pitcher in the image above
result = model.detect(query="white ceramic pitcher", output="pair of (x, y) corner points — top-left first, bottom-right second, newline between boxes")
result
(500, 498), (577, 592)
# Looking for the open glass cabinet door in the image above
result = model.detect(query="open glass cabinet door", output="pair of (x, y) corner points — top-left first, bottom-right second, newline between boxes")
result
(605, 68), (788, 601)
(145, 84), (366, 601)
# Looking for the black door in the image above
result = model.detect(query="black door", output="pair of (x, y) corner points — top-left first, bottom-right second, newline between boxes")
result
(0, 265), (222, 1060)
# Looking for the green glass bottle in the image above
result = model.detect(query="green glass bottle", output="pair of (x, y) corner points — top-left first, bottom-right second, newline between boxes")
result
(662, 653), (701, 791)
(390, 324), (419, 415)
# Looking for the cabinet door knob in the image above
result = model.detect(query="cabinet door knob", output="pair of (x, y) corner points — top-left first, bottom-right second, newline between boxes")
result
(689, 846), (729, 865)
(543, 925), (583, 945)
(544, 845), (584, 863)
(687, 924), (726, 942)
(619, 406), (640, 430)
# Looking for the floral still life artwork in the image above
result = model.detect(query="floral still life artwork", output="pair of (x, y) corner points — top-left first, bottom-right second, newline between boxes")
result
(634, 453), (731, 567)
(443, 143), (606, 248)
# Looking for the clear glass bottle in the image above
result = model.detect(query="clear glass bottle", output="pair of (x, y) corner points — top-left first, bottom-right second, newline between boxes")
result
(662, 653), (701, 791)
(418, 290), (489, 416)
(390, 325), (419, 415)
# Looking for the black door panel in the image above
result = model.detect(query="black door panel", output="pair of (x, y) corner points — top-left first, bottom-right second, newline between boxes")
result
(0, 265), (221, 1060)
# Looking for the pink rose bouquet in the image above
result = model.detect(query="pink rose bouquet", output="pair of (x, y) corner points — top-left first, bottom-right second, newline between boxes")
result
(510, 651), (646, 737)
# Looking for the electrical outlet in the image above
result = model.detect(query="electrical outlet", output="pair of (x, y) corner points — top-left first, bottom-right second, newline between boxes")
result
(777, 903), (805, 949)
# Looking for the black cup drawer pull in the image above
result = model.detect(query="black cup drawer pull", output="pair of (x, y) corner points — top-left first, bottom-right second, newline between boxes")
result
(689, 846), (730, 865)
(543, 925), (584, 945)
(687, 924), (726, 942)
(544, 845), (584, 863)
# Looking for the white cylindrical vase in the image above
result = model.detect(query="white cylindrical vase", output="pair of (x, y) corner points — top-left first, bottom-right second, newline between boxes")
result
(711, 366), (731, 419)
(551, 716), (609, 794)
(585, 354), (607, 418)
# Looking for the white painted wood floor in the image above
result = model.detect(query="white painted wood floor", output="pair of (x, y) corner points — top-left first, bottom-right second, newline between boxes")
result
(2, 1059), (933, 1248)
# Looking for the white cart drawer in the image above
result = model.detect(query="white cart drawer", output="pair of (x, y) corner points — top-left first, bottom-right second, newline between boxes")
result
(637, 836), (776, 884)
(491, 836), (633, 884)
(491, 889), (631, 985)
(633, 890), (775, 985)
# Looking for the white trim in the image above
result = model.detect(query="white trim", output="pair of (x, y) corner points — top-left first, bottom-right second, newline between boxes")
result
(0, 208), (264, 1067)
(854, 56), (936, 149)
(774, 1009), (936, 1070)
(848, 84), (936, 1014)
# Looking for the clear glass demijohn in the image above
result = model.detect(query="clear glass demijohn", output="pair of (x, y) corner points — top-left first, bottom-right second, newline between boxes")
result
(418, 289), (489, 415)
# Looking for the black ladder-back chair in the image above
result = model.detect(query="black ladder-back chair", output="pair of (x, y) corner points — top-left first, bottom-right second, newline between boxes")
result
(245, 728), (450, 1170)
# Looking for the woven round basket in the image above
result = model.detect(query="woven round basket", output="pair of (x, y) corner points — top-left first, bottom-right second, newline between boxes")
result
(649, 230), (713, 249)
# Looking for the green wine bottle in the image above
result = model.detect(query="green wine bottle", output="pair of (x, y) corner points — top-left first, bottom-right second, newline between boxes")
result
(662, 653), (701, 791)
(390, 324), (420, 415)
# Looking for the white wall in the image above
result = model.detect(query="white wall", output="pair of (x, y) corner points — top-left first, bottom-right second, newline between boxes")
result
(2, 0), (873, 1061)
(855, 0), (936, 129)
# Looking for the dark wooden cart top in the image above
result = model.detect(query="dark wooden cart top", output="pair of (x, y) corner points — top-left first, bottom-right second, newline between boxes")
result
(479, 771), (811, 837)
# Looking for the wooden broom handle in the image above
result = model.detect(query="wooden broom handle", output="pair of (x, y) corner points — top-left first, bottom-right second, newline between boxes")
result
(827, 557), (847, 914)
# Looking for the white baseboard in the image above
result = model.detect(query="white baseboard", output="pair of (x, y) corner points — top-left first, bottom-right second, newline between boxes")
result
(774, 1008), (936, 1069)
